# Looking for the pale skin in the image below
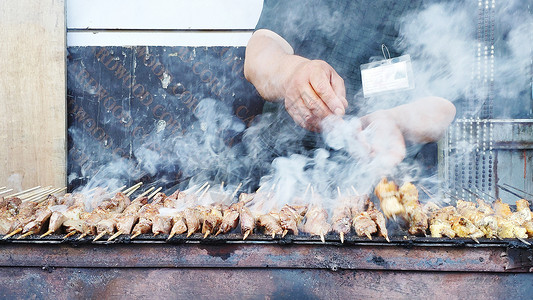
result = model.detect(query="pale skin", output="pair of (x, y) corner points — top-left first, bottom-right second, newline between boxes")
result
(244, 29), (456, 166)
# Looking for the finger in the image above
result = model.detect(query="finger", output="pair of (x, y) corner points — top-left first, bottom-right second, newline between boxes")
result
(285, 95), (317, 131)
(330, 71), (348, 109)
(309, 71), (345, 116)
(300, 86), (333, 120)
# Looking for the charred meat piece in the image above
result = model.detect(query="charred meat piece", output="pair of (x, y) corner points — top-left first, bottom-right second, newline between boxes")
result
(114, 196), (149, 236)
(303, 206), (330, 242)
(280, 204), (307, 236)
(331, 206), (351, 242)
(352, 211), (377, 239)
(21, 195), (59, 236)
(202, 206), (224, 238)
(0, 197), (23, 234)
(375, 178), (404, 219)
(240, 206), (256, 239)
(399, 183), (428, 236)
(152, 214), (173, 236)
(184, 207), (204, 237)
(216, 202), (244, 236)
(367, 207), (389, 241)
(258, 212), (283, 237)
(168, 212), (187, 239)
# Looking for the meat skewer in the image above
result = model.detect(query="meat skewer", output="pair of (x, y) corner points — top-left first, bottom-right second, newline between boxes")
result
(399, 183), (428, 236)
(258, 211), (283, 238)
(302, 188), (330, 243)
(280, 204), (308, 237)
(130, 192), (167, 239)
(202, 204), (224, 238)
(107, 196), (150, 241)
(331, 188), (352, 243)
(374, 178), (404, 220)
(18, 194), (61, 239)
(77, 192), (131, 240)
(366, 200), (390, 242)
(240, 206), (255, 240)
(40, 194), (86, 238)
(0, 197), (24, 237)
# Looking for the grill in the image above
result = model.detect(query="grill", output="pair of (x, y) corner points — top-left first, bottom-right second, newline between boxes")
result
(1, 234), (532, 298)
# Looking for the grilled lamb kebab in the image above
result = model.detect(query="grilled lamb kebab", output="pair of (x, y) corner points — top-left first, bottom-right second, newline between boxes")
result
(258, 211), (283, 238)
(399, 183), (428, 236)
(167, 212), (187, 240)
(428, 206), (457, 238)
(374, 178), (404, 219)
(19, 195), (61, 238)
(365, 200), (390, 242)
(202, 204), (225, 238)
(78, 192), (131, 239)
(493, 199), (528, 240)
(280, 204), (308, 237)
(514, 199), (533, 238)
(215, 201), (245, 236)
(107, 196), (149, 241)
(240, 206), (256, 240)
(40, 193), (88, 238)
(0, 197), (23, 235)
(130, 193), (167, 239)
(331, 205), (351, 243)
(303, 205), (330, 243)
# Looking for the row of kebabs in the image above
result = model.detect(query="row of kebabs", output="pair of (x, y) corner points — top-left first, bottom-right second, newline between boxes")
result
(0, 182), (391, 242)
(1, 178), (532, 243)
(376, 178), (533, 243)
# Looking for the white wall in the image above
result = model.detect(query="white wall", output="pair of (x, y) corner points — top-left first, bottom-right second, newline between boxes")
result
(67, 0), (263, 46)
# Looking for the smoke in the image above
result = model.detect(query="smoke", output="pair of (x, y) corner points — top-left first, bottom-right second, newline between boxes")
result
(69, 1), (531, 212)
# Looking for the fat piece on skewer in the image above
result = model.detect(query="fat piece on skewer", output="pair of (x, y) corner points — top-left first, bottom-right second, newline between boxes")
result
(374, 178), (404, 219)
(399, 183), (428, 236)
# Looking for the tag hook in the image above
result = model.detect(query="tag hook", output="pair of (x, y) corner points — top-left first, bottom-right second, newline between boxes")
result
(381, 44), (391, 60)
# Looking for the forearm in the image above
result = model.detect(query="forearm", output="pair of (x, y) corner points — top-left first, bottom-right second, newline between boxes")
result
(244, 29), (308, 102)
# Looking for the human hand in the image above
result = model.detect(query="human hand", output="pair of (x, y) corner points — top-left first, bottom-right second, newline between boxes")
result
(358, 110), (406, 169)
(283, 59), (348, 131)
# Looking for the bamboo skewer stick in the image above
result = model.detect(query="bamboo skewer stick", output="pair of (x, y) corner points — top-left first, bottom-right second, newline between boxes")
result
(0, 189), (14, 195)
(93, 231), (106, 242)
(76, 233), (88, 240)
(130, 232), (141, 239)
(17, 231), (34, 239)
(27, 187), (66, 203)
(220, 181), (225, 192)
(20, 187), (52, 201)
(123, 182), (143, 195)
(243, 230), (251, 240)
(198, 185), (210, 200)
(148, 187), (162, 200)
(196, 182), (209, 194)
(6, 186), (41, 198)
(23, 188), (55, 202)
(0, 186), (6, 190)
(137, 187), (155, 198)
(107, 230), (123, 242)
(231, 183), (242, 200)
(63, 231), (77, 239)
(110, 185), (127, 195)
(125, 184), (142, 197)
(351, 186), (360, 196)
(3, 228), (22, 239)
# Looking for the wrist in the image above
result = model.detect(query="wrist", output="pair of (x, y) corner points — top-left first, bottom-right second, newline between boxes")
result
(279, 54), (309, 97)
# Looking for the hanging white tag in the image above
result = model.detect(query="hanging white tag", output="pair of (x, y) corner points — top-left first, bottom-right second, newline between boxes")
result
(360, 54), (414, 98)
